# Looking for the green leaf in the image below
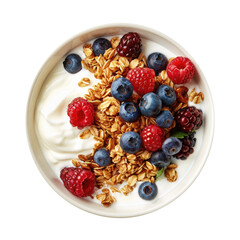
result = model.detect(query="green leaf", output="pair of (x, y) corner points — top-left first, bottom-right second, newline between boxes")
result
(156, 168), (164, 180)
(171, 130), (195, 139)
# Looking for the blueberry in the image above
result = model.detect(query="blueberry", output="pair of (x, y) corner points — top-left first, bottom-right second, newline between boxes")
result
(156, 85), (176, 106)
(111, 77), (133, 101)
(150, 150), (171, 168)
(120, 131), (142, 154)
(138, 182), (158, 200)
(92, 38), (111, 56)
(94, 148), (112, 167)
(162, 137), (182, 156)
(147, 52), (168, 74)
(139, 92), (162, 117)
(63, 54), (82, 74)
(119, 102), (140, 122)
(156, 110), (173, 128)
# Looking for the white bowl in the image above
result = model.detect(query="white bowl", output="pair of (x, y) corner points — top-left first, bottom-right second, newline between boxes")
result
(26, 23), (214, 217)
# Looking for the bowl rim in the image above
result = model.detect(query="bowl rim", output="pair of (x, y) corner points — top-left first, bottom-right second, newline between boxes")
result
(26, 23), (215, 218)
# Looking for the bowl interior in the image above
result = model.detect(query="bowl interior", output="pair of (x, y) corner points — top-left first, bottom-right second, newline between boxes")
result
(27, 24), (214, 217)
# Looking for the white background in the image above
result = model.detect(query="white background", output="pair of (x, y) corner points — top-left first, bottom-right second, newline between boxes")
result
(1, 0), (239, 239)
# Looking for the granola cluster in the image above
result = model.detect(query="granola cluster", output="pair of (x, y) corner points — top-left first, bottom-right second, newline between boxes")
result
(71, 36), (203, 206)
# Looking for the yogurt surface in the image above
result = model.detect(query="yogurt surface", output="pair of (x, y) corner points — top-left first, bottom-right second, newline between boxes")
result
(35, 36), (204, 206)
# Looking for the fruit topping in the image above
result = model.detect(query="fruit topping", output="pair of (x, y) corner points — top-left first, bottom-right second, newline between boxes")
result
(162, 137), (182, 156)
(156, 84), (176, 106)
(150, 150), (171, 169)
(127, 67), (155, 96)
(60, 167), (95, 197)
(119, 101), (140, 122)
(111, 77), (133, 101)
(147, 52), (168, 74)
(67, 97), (94, 129)
(140, 125), (165, 152)
(166, 56), (195, 84)
(138, 182), (158, 200)
(156, 110), (173, 128)
(173, 132), (196, 160)
(139, 92), (162, 117)
(120, 131), (142, 154)
(92, 38), (111, 56)
(94, 148), (112, 167)
(116, 32), (142, 58)
(175, 106), (203, 133)
(63, 53), (82, 74)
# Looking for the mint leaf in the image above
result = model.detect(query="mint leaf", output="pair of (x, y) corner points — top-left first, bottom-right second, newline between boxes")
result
(156, 168), (164, 180)
(171, 130), (195, 139)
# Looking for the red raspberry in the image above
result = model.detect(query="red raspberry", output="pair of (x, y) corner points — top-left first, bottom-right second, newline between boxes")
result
(140, 125), (165, 152)
(116, 32), (142, 58)
(60, 167), (96, 197)
(175, 106), (203, 133)
(166, 57), (195, 84)
(67, 97), (94, 129)
(127, 67), (155, 96)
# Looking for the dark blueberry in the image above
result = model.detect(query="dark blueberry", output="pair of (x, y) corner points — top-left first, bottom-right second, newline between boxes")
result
(138, 182), (158, 200)
(63, 53), (82, 74)
(156, 85), (176, 106)
(94, 148), (112, 167)
(119, 102), (140, 122)
(120, 131), (142, 154)
(139, 92), (162, 117)
(150, 150), (171, 168)
(92, 38), (111, 56)
(147, 52), (168, 74)
(111, 77), (133, 101)
(156, 110), (173, 128)
(162, 137), (182, 156)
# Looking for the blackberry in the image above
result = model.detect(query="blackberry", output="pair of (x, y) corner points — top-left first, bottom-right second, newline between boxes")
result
(173, 132), (197, 160)
(116, 32), (142, 58)
(175, 106), (203, 133)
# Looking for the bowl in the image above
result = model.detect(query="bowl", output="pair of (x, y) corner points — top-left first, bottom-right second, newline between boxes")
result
(26, 23), (214, 217)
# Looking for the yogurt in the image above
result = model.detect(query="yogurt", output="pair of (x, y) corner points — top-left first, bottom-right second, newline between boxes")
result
(35, 36), (204, 206)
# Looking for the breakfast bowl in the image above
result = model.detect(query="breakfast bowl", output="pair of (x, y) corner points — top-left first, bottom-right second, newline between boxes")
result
(26, 23), (214, 217)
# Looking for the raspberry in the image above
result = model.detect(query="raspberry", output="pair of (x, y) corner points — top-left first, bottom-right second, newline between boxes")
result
(60, 167), (96, 197)
(116, 32), (142, 58)
(166, 57), (195, 84)
(175, 106), (203, 133)
(173, 132), (196, 160)
(127, 67), (155, 96)
(67, 97), (94, 129)
(140, 125), (165, 152)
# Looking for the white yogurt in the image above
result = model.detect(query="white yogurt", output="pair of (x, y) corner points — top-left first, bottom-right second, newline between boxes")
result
(35, 36), (204, 206)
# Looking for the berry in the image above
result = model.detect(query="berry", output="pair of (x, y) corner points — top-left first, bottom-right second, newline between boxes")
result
(140, 125), (165, 152)
(173, 132), (196, 160)
(175, 106), (203, 133)
(139, 92), (162, 117)
(116, 32), (142, 58)
(166, 56), (195, 84)
(150, 150), (171, 168)
(94, 148), (112, 167)
(156, 110), (173, 128)
(60, 167), (95, 197)
(63, 53), (82, 74)
(147, 52), (168, 74)
(120, 131), (142, 154)
(111, 77), (133, 101)
(127, 67), (155, 96)
(67, 97), (94, 129)
(156, 84), (176, 106)
(162, 137), (182, 156)
(119, 102), (140, 122)
(92, 38), (111, 56)
(138, 182), (158, 200)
